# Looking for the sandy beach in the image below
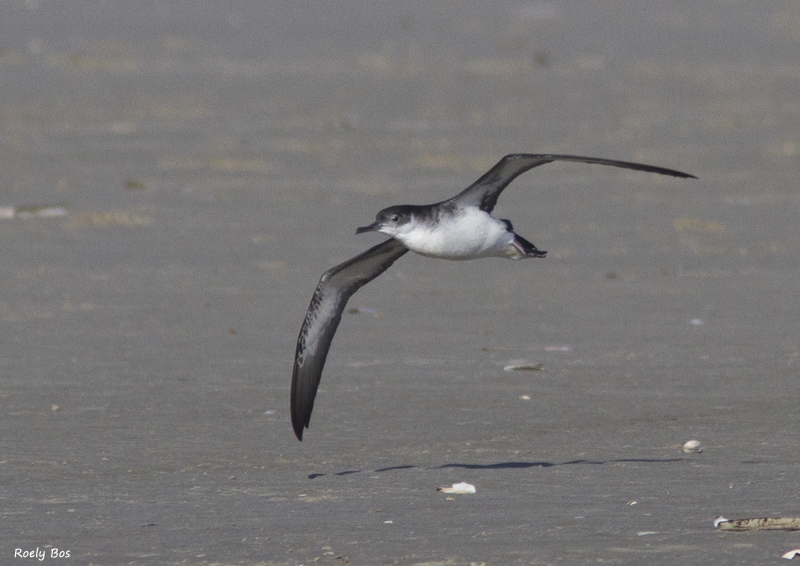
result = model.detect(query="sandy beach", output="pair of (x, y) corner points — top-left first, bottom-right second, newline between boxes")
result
(1, 2), (799, 564)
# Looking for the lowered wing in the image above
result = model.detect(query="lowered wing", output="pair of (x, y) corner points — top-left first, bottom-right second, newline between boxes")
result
(291, 238), (408, 440)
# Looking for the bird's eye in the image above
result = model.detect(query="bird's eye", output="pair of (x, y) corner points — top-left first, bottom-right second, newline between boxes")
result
(391, 215), (400, 222)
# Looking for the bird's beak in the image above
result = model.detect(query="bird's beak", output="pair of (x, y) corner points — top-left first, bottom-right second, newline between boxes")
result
(355, 222), (379, 234)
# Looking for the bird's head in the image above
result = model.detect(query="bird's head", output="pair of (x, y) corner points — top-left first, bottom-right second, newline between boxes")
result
(356, 205), (416, 238)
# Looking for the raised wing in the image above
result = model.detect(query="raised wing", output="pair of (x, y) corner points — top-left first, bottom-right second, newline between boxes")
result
(291, 238), (408, 440)
(448, 154), (697, 213)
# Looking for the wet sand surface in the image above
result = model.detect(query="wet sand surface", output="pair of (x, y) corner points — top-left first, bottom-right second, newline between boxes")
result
(2, 2), (799, 564)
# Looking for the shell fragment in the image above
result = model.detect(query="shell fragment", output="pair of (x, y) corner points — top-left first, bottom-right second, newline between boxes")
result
(714, 516), (800, 532)
(503, 361), (544, 371)
(437, 482), (476, 494)
(683, 440), (703, 453)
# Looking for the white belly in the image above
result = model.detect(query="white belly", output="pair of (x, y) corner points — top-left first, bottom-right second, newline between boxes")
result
(398, 209), (516, 260)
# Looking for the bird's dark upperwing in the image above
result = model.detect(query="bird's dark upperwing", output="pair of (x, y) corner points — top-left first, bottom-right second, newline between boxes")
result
(447, 154), (697, 213)
(291, 238), (408, 440)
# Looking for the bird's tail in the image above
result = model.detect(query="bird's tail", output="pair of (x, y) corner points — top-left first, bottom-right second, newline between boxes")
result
(513, 234), (546, 258)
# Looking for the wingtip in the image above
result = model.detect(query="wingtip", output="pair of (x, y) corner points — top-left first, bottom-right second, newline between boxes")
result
(290, 398), (306, 440)
(291, 407), (307, 440)
(292, 420), (305, 441)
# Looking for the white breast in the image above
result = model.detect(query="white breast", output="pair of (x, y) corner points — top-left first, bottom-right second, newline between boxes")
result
(398, 208), (515, 260)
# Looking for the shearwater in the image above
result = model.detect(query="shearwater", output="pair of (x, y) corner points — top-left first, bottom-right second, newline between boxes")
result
(290, 154), (695, 440)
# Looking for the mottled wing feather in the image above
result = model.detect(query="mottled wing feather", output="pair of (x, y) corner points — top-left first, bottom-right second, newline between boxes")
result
(448, 154), (696, 213)
(291, 238), (408, 440)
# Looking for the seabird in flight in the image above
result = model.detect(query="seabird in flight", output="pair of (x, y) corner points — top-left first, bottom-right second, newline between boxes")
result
(290, 153), (696, 440)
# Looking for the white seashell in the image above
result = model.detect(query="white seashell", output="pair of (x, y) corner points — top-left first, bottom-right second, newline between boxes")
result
(783, 549), (800, 560)
(437, 482), (476, 494)
(713, 516), (729, 528)
(504, 361), (544, 371)
(683, 440), (703, 453)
